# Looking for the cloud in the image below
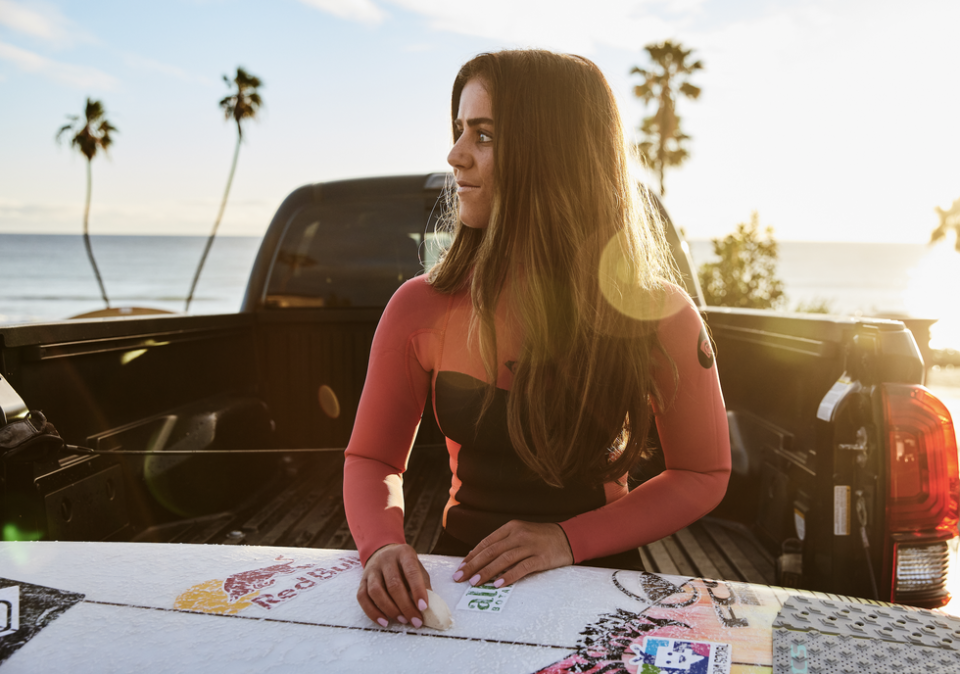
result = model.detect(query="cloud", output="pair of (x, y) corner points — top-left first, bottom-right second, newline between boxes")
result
(0, 40), (116, 88)
(0, 0), (90, 47)
(0, 196), (276, 235)
(385, 0), (699, 53)
(298, 0), (386, 24)
(293, 0), (702, 50)
(121, 53), (212, 86)
(0, 197), (79, 229)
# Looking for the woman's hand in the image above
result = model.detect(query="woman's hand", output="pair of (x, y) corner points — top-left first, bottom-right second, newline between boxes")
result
(358, 543), (432, 628)
(454, 521), (573, 588)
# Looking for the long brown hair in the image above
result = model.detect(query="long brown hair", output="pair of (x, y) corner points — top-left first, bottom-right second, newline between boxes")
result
(431, 50), (678, 488)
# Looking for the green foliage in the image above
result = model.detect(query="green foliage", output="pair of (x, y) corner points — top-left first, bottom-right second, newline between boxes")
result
(631, 40), (702, 196)
(698, 212), (786, 309)
(794, 297), (834, 314)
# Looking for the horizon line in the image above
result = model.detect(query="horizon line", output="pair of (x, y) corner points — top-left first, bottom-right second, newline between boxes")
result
(0, 231), (941, 246)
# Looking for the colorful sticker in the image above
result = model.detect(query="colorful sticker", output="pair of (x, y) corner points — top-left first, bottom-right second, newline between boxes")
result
(629, 637), (730, 674)
(537, 572), (779, 673)
(174, 555), (360, 615)
(697, 325), (715, 369)
(457, 583), (513, 613)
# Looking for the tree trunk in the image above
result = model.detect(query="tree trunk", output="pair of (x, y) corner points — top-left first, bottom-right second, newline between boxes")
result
(83, 159), (110, 308)
(185, 133), (241, 312)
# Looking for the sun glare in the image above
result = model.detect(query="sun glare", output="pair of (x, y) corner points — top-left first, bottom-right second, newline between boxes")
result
(904, 242), (960, 351)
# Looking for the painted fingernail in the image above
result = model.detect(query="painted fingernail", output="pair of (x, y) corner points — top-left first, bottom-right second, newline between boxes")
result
(412, 617), (423, 628)
(457, 561), (466, 570)
(469, 574), (481, 586)
(418, 598), (428, 611)
(397, 616), (408, 624)
(453, 570), (464, 582)
(493, 578), (505, 588)
(377, 617), (389, 628)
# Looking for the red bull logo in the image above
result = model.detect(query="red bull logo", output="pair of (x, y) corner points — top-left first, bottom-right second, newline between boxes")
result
(175, 555), (360, 615)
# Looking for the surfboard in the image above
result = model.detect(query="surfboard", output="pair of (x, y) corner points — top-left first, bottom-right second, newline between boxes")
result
(0, 541), (952, 673)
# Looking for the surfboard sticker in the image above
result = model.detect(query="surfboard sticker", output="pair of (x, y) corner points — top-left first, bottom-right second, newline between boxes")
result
(535, 571), (778, 673)
(629, 637), (730, 673)
(174, 554), (360, 615)
(0, 578), (85, 665)
(457, 582), (514, 613)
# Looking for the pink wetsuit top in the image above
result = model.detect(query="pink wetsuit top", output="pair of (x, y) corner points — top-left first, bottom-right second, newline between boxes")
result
(343, 276), (731, 565)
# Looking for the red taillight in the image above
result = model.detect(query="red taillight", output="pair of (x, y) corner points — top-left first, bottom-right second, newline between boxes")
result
(884, 384), (959, 534)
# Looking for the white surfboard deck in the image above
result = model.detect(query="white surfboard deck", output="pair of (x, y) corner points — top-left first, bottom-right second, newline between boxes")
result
(0, 541), (843, 673)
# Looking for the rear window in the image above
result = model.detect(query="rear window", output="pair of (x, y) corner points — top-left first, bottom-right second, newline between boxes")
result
(263, 193), (448, 309)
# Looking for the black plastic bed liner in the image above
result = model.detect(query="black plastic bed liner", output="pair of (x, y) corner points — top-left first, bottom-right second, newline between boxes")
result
(131, 445), (775, 586)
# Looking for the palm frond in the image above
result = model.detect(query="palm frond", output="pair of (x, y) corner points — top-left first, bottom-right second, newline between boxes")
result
(633, 83), (653, 100)
(84, 98), (105, 123)
(56, 98), (116, 160)
(218, 66), (264, 137)
(679, 82), (701, 99)
(55, 123), (73, 142)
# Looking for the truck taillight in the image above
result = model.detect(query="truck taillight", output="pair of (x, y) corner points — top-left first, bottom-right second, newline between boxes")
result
(883, 384), (959, 606)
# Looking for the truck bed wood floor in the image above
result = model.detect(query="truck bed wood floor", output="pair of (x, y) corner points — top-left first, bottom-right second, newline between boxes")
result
(128, 446), (776, 586)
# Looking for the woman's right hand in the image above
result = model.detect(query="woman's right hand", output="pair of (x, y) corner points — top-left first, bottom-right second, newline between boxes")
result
(357, 543), (432, 628)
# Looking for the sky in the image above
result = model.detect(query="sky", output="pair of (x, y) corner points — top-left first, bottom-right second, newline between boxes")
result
(1, 0), (958, 243)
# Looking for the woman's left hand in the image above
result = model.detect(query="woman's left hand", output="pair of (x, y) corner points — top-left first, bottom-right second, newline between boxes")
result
(453, 520), (574, 588)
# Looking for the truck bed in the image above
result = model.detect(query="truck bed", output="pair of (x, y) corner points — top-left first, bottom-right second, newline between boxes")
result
(129, 446), (776, 586)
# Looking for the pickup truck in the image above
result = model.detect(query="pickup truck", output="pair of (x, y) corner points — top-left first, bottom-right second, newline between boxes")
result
(1, 173), (957, 610)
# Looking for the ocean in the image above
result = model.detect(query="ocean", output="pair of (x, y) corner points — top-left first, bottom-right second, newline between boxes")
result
(1, 234), (958, 351)
(0, 234), (262, 323)
(694, 239), (960, 352)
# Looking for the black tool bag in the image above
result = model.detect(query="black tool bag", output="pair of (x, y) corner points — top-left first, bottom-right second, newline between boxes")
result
(0, 411), (64, 464)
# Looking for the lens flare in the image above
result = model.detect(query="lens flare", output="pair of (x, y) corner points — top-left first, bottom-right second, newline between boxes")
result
(598, 231), (682, 323)
(2, 523), (42, 542)
(904, 243), (960, 351)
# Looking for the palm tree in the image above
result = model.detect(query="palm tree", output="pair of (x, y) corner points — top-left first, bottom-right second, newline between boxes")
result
(631, 41), (703, 196)
(56, 98), (117, 308)
(185, 67), (263, 312)
(931, 197), (960, 252)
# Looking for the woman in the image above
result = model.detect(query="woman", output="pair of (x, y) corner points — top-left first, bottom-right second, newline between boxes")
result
(343, 50), (730, 629)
